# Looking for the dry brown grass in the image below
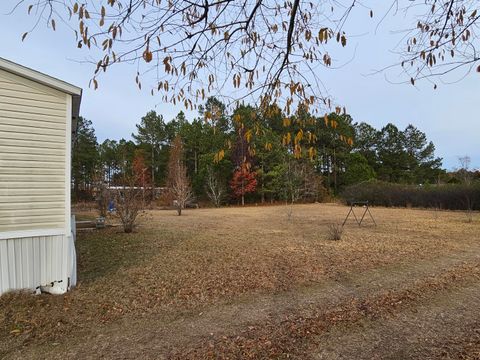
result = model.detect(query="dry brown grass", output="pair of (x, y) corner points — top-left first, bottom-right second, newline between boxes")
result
(1, 204), (479, 359)
(326, 222), (343, 240)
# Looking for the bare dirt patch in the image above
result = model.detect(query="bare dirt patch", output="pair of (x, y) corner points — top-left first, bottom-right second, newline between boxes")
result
(1, 204), (479, 359)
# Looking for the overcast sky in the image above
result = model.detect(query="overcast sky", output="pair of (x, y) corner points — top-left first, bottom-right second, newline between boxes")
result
(1, 2), (478, 170)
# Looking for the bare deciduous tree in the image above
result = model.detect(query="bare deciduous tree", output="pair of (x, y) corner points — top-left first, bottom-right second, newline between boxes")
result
(457, 155), (475, 222)
(282, 158), (325, 204)
(167, 135), (193, 215)
(205, 166), (225, 207)
(458, 155), (472, 184)
(113, 178), (144, 233)
(93, 169), (109, 218)
(112, 153), (148, 233)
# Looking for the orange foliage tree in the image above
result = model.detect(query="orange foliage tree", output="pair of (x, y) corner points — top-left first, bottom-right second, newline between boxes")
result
(132, 149), (152, 206)
(132, 149), (151, 188)
(230, 167), (257, 206)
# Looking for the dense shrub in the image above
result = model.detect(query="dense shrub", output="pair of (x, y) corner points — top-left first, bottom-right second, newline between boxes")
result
(340, 181), (480, 211)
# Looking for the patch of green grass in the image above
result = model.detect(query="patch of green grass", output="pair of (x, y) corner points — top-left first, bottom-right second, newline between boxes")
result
(76, 228), (151, 283)
(74, 214), (97, 222)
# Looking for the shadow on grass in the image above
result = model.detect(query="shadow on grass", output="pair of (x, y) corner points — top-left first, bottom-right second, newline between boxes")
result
(75, 228), (152, 284)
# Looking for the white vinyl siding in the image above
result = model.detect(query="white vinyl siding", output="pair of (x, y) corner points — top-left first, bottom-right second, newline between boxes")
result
(0, 68), (67, 233)
(0, 233), (76, 295)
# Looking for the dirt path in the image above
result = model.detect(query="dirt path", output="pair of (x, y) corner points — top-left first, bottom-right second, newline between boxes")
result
(313, 283), (480, 360)
(8, 242), (480, 359)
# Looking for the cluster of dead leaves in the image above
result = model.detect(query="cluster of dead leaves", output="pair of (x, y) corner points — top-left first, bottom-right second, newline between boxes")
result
(1, 205), (478, 357)
(171, 263), (480, 359)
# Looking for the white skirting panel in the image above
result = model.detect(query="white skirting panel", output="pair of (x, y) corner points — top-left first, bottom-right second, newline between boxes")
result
(0, 232), (76, 296)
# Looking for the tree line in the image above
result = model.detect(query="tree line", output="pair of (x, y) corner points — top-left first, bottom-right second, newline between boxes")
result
(72, 98), (445, 206)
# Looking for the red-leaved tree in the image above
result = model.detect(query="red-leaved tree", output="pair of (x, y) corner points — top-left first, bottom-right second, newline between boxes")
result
(230, 167), (257, 206)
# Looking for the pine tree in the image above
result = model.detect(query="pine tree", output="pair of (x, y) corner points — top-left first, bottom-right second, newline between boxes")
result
(132, 111), (166, 186)
(72, 117), (98, 200)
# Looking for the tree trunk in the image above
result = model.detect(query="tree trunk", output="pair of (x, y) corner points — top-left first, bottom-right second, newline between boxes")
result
(241, 177), (245, 206)
(194, 150), (198, 174)
(261, 164), (265, 203)
(73, 182), (79, 202)
(151, 145), (155, 186)
(333, 147), (337, 194)
(124, 222), (133, 233)
(177, 205), (182, 216)
(326, 147), (331, 188)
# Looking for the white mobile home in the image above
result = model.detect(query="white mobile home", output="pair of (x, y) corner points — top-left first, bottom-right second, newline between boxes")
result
(0, 58), (81, 295)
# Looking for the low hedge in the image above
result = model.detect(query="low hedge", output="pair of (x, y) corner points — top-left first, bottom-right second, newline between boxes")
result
(340, 181), (480, 211)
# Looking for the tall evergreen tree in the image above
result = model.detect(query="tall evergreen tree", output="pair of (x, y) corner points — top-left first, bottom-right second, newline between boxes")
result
(403, 125), (442, 183)
(72, 117), (98, 200)
(353, 122), (380, 171)
(132, 111), (166, 186)
(98, 139), (119, 186)
(377, 123), (410, 183)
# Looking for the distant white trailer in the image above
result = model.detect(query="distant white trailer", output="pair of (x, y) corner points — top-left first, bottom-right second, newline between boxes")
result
(0, 57), (81, 295)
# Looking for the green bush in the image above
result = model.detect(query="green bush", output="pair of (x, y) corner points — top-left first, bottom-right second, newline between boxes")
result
(340, 181), (480, 211)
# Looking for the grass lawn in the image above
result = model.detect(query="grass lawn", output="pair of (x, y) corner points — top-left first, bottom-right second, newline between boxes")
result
(1, 203), (479, 359)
